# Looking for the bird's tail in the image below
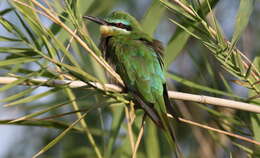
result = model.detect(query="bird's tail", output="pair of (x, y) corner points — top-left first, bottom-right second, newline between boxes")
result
(159, 112), (183, 158)
(130, 91), (183, 158)
(161, 84), (183, 158)
(163, 84), (180, 120)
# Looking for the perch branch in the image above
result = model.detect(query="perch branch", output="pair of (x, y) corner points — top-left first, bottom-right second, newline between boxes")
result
(0, 76), (259, 113)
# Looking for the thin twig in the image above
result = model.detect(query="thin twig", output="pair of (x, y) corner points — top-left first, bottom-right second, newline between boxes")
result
(132, 118), (145, 158)
(125, 106), (135, 153)
(168, 116), (260, 146)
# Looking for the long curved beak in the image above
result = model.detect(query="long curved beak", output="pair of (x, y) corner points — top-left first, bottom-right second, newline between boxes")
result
(83, 16), (107, 25)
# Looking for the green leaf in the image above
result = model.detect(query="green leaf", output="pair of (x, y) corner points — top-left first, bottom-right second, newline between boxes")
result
(234, 52), (246, 75)
(141, 0), (166, 36)
(54, 61), (99, 82)
(252, 114), (260, 141)
(164, 0), (220, 66)
(145, 119), (160, 158)
(0, 57), (38, 67)
(32, 48), (99, 83)
(205, 0), (226, 47)
(251, 113), (260, 156)
(32, 113), (87, 158)
(4, 88), (60, 107)
(249, 56), (260, 156)
(232, 142), (253, 155)
(15, 1), (82, 68)
(166, 72), (243, 99)
(75, 0), (95, 17)
(0, 8), (14, 16)
(10, 97), (85, 122)
(42, 36), (59, 59)
(165, 26), (194, 66)
(14, 11), (41, 48)
(231, 0), (253, 46)
(0, 87), (37, 103)
(104, 106), (124, 158)
(0, 16), (28, 42)
(12, 0), (40, 30)
(0, 47), (36, 54)
(87, 0), (119, 15)
(0, 35), (21, 42)
(159, 0), (196, 21)
(0, 119), (84, 133)
(219, 73), (233, 94)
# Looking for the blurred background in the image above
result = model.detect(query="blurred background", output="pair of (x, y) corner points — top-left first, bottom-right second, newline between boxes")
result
(0, 0), (259, 158)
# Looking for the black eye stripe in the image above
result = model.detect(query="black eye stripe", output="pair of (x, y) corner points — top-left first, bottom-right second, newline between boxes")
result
(108, 22), (132, 31)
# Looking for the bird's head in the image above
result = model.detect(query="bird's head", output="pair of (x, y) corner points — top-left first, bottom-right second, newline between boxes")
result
(84, 11), (142, 37)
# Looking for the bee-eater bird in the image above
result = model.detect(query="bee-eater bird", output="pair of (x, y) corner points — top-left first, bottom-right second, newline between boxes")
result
(84, 11), (181, 155)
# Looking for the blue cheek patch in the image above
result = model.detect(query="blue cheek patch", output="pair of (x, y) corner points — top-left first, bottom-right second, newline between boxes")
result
(105, 19), (130, 26)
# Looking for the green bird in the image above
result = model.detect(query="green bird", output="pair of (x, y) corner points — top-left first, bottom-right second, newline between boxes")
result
(84, 11), (180, 153)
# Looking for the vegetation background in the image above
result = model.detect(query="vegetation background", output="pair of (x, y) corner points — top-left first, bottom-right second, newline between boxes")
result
(0, 0), (259, 158)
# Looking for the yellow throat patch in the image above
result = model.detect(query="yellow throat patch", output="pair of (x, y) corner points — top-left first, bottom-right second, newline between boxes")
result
(100, 25), (130, 37)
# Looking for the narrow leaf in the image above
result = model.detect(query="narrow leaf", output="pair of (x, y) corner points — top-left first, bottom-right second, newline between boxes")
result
(165, 26), (194, 66)
(141, 0), (166, 36)
(145, 120), (160, 158)
(4, 88), (60, 107)
(32, 113), (87, 158)
(0, 87), (36, 103)
(104, 106), (124, 158)
(0, 35), (21, 41)
(231, 0), (253, 46)
(166, 72), (243, 99)
(10, 95), (92, 123)
(0, 57), (38, 67)
(0, 47), (35, 54)
(0, 16), (28, 42)
(0, 119), (84, 132)
(0, 8), (13, 16)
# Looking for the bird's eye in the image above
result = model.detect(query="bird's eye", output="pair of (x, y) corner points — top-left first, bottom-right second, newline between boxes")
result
(116, 23), (124, 28)
(109, 22), (132, 31)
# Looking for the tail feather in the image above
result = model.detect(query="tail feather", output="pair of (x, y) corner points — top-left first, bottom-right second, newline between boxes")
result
(160, 84), (183, 158)
(160, 113), (183, 158)
(130, 92), (163, 128)
(131, 90), (183, 158)
(163, 84), (180, 120)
